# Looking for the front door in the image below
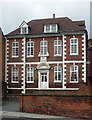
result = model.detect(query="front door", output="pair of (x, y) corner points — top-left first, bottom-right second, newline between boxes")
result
(40, 73), (47, 88)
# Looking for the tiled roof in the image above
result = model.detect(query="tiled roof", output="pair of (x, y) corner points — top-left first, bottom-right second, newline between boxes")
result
(6, 17), (86, 36)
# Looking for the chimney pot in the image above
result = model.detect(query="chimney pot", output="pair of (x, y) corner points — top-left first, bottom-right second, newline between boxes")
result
(53, 14), (55, 18)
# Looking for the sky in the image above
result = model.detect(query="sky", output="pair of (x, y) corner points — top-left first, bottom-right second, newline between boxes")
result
(0, 0), (92, 38)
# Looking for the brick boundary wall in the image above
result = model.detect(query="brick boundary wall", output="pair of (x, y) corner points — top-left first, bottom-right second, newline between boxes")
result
(20, 94), (92, 119)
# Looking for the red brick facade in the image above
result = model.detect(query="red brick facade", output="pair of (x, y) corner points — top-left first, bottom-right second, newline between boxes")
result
(0, 28), (6, 97)
(6, 35), (87, 93)
(20, 94), (92, 119)
(4, 16), (92, 118)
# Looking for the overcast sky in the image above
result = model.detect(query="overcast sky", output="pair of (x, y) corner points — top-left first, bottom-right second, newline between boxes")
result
(0, 0), (92, 38)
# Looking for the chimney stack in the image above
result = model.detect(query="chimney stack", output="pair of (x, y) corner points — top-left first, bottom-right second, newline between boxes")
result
(53, 14), (55, 18)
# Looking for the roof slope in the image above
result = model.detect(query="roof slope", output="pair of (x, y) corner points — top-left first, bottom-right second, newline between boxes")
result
(6, 17), (86, 36)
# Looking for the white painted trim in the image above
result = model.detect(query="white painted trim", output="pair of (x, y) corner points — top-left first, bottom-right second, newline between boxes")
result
(7, 61), (85, 65)
(21, 37), (26, 94)
(62, 35), (66, 89)
(7, 88), (23, 90)
(25, 88), (79, 90)
(5, 37), (8, 83)
(7, 63), (24, 65)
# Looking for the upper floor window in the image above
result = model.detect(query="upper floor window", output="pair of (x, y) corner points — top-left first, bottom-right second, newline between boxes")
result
(27, 67), (34, 83)
(20, 21), (28, 34)
(70, 38), (78, 55)
(27, 41), (34, 57)
(44, 24), (58, 33)
(11, 67), (19, 83)
(40, 40), (47, 55)
(54, 40), (61, 56)
(21, 27), (28, 34)
(12, 42), (19, 57)
(70, 65), (78, 83)
(54, 66), (62, 82)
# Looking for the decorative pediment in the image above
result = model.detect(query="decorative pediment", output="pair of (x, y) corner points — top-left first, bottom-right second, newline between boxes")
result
(19, 21), (29, 34)
(19, 21), (28, 28)
(37, 62), (50, 70)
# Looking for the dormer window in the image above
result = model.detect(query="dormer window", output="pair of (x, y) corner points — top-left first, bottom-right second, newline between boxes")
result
(44, 24), (58, 33)
(21, 27), (28, 34)
(19, 21), (28, 34)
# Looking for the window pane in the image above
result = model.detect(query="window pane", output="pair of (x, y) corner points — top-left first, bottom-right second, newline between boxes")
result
(12, 67), (18, 82)
(27, 67), (34, 82)
(54, 66), (61, 82)
(54, 40), (61, 55)
(40, 40), (47, 55)
(46, 25), (50, 32)
(27, 41), (34, 56)
(52, 24), (56, 32)
(70, 38), (78, 54)
(70, 66), (78, 82)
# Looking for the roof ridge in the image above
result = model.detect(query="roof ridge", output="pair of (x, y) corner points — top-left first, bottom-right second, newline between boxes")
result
(28, 17), (69, 23)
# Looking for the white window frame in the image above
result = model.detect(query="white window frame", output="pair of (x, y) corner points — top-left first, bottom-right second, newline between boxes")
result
(54, 40), (61, 56)
(70, 65), (78, 83)
(27, 41), (34, 57)
(54, 66), (62, 83)
(70, 38), (78, 55)
(44, 24), (58, 33)
(20, 27), (28, 34)
(27, 67), (34, 83)
(12, 42), (19, 58)
(11, 67), (19, 83)
(40, 40), (48, 56)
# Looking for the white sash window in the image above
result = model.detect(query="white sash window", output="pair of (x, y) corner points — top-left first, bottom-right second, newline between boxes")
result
(11, 67), (19, 83)
(70, 38), (78, 55)
(40, 40), (47, 55)
(54, 40), (61, 56)
(27, 67), (34, 83)
(27, 41), (34, 57)
(54, 66), (62, 82)
(12, 42), (19, 57)
(70, 65), (78, 83)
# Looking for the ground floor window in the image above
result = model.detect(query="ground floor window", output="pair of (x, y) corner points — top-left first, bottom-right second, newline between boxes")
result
(27, 67), (34, 83)
(54, 66), (62, 82)
(70, 65), (78, 83)
(11, 67), (19, 83)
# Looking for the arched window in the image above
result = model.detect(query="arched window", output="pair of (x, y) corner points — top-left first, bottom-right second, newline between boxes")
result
(54, 66), (62, 82)
(70, 65), (78, 83)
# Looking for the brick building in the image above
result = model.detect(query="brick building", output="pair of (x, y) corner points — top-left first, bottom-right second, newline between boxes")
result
(87, 39), (92, 86)
(0, 28), (6, 97)
(4, 15), (92, 119)
(5, 15), (88, 94)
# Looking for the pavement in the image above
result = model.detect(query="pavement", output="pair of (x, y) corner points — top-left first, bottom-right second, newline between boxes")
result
(1, 111), (86, 120)
(1, 111), (66, 119)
